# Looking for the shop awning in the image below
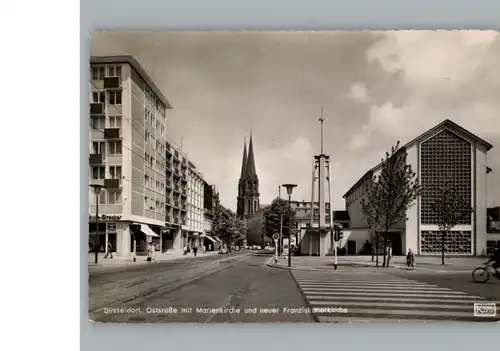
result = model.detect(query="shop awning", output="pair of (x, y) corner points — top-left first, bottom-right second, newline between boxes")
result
(204, 235), (217, 243)
(141, 224), (160, 237)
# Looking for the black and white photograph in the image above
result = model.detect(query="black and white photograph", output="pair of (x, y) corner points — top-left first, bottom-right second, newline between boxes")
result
(88, 30), (500, 323)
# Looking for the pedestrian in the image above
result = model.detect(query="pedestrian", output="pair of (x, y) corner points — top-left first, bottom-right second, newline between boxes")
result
(406, 248), (415, 269)
(146, 242), (153, 262)
(386, 242), (392, 266)
(193, 245), (198, 257)
(104, 241), (113, 259)
(183, 245), (187, 255)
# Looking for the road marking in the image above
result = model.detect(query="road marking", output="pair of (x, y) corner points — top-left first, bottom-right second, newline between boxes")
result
(292, 270), (499, 322)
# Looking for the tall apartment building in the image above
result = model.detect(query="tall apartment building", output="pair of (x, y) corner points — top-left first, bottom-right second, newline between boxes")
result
(187, 161), (205, 248)
(202, 181), (218, 250)
(88, 55), (171, 257)
(162, 142), (189, 252)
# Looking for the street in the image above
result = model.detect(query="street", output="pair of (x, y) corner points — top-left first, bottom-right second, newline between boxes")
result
(89, 250), (499, 323)
(89, 250), (312, 323)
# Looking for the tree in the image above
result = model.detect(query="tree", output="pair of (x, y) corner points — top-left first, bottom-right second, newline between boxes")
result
(213, 203), (239, 251)
(361, 141), (421, 267)
(263, 198), (297, 252)
(430, 182), (473, 265)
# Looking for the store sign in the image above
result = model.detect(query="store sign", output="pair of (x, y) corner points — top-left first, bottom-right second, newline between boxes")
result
(89, 215), (122, 221)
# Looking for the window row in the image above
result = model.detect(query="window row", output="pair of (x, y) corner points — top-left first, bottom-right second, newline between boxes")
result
(91, 166), (122, 180)
(145, 86), (166, 117)
(90, 189), (122, 205)
(144, 196), (165, 213)
(90, 116), (122, 130)
(91, 140), (122, 155)
(91, 90), (122, 105)
(92, 65), (122, 80)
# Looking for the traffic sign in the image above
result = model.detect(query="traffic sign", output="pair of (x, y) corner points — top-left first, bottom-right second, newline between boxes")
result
(272, 233), (279, 241)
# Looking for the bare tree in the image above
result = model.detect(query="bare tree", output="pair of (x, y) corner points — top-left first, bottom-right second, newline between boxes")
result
(430, 182), (473, 265)
(362, 141), (421, 267)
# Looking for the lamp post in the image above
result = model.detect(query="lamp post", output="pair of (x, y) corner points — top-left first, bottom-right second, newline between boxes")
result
(282, 184), (297, 268)
(90, 182), (104, 264)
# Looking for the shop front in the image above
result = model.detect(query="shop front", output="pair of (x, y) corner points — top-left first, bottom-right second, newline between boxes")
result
(88, 215), (121, 255)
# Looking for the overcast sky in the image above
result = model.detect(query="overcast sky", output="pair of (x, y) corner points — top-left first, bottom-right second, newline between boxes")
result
(91, 30), (500, 211)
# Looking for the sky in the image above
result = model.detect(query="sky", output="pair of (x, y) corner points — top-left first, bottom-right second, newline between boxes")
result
(91, 30), (500, 212)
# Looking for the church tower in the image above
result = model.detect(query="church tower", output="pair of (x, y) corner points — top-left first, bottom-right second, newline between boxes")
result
(237, 134), (260, 218)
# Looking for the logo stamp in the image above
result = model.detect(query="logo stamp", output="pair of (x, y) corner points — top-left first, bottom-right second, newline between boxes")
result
(474, 303), (496, 317)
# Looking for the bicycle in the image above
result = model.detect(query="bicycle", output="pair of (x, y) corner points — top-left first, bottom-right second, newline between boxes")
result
(472, 262), (500, 283)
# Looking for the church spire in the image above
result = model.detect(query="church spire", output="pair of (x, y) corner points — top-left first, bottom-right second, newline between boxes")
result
(240, 138), (247, 178)
(246, 132), (257, 179)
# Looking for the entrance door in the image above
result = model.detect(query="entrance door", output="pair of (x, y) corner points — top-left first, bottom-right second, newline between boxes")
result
(388, 232), (403, 256)
(347, 240), (357, 255)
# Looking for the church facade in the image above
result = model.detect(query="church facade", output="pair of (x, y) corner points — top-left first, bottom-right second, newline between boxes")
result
(237, 135), (260, 218)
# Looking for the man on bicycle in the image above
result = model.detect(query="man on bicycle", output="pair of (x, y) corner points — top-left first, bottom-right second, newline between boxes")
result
(487, 244), (500, 277)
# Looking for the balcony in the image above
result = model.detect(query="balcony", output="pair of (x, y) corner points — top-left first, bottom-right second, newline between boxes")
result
(166, 198), (171, 205)
(182, 220), (186, 225)
(90, 103), (104, 115)
(174, 218), (179, 224)
(173, 186), (180, 193)
(174, 150), (179, 159)
(181, 192), (187, 198)
(103, 77), (121, 89)
(181, 177), (187, 184)
(166, 183), (172, 190)
(181, 207), (187, 213)
(89, 153), (103, 165)
(166, 165), (172, 173)
(104, 128), (121, 139)
(104, 178), (121, 189)
(175, 202), (180, 208)
(166, 215), (171, 222)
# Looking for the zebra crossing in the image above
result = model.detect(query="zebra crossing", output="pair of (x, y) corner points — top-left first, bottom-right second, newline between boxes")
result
(292, 270), (499, 323)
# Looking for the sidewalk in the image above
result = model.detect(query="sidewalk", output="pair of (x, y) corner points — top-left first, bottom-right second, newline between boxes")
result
(87, 251), (219, 272)
(266, 254), (487, 272)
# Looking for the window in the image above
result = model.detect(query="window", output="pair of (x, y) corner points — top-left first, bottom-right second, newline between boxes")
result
(109, 166), (122, 179)
(107, 190), (122, 205)
(144, 196), (148, 210)
(145, 175), (150, 188)
(92, 66), (105, 80)
(109, 116), (122, 128)
(144, 130), (150, 143)
(91, 117), (105, 130)
(92, 166), (105, 180)
(92, 91), (105, 103)
(99, 190), (106, 204)
(107, 65), (122, 77)
(108, 141), (122, 155)
(92, 141), (105, 155)
(108, 91), (122, 105)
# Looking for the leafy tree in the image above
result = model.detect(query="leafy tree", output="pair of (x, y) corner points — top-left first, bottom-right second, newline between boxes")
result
(263, 198), (297, 252)
(430, 182), (473, 265)
(361, 141), (421, 267)
(212, 203), (246, 251)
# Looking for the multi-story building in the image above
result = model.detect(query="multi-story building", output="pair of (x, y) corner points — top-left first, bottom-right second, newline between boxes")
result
(162, 141), (188, 252)
(343, 119), (493, 257)
(202, 181), (219, 251)
(88, 55), (171, 257)
(187, 161), (205, 248)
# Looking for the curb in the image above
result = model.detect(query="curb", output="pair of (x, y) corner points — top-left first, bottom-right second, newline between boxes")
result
(265, 258), (415, 272)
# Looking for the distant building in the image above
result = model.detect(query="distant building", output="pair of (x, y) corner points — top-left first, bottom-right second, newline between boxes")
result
(343, 119), (494, 256)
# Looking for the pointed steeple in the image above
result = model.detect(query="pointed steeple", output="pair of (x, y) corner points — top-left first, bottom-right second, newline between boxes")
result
(240, 138), (247, 178)
(246, 133), (257, 179)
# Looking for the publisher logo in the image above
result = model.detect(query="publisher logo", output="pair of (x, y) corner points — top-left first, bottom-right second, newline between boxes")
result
(474, 303), (496, 317)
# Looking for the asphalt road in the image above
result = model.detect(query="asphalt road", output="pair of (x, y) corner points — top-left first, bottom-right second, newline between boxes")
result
(89, 250), (313, 323)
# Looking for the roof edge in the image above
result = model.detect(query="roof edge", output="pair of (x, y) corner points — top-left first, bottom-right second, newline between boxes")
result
(90, 55), (172, 109)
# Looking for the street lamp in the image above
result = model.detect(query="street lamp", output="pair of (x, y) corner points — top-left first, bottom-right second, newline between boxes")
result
(282, 184), (297, 268)
(90, 181), (104, 264)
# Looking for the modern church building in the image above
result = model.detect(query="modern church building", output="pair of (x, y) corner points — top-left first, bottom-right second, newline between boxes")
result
(343, 119), (494, 256)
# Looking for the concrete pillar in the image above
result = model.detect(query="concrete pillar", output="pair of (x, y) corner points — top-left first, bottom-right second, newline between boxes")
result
(318, 155), (326, 229)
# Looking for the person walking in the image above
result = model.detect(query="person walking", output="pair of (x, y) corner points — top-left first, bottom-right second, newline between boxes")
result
(406, 248), (415, 269)
(104, 241), (113, 259)
(193, 245), (198, 257)
(386, 242), (392, 267)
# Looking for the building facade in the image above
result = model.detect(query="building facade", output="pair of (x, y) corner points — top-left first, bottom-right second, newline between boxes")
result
(89, 55), (171, 257)
(237, 135), (260, 218)
(203, 182), (219, 251)
(187, 161), (205, 249)
(487, 206), (500, 254)
(343, 119), (493, 256)
(162, 142), (188, 253)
